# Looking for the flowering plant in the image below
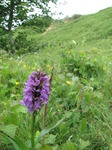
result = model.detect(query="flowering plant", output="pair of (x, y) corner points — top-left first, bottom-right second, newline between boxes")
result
(20, 69), (52, 150)
(20, 70), (50, 113)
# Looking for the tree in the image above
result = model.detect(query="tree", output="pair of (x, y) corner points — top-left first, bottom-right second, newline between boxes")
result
(0, 0), (58, 53)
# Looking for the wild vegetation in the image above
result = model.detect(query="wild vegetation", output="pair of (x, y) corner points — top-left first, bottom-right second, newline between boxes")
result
(0, 7), (112, 150)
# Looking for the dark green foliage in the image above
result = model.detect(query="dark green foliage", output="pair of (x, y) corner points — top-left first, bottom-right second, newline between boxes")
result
(14, 31), (49, 54)
(71, 14), (82, 20)
(62, 51), (104, 79)
(0, 0), (56, 30)
(0, 27), (10, 51)
(15, 32), (28, 50)
(0, 0), (57, 53)
(22, 16), (53, 33)
(14, 31), (35, 54)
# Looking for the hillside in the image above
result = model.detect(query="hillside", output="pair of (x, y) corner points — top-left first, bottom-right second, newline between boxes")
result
(13, 7), (112, 52)
(1, 7), (112, 150)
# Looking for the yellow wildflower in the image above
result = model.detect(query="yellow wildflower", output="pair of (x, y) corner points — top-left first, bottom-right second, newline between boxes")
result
(16, 82), (19, 86)
(23, 64), (26, 68)
(19, 61), (21, 64)
(46, 64), (51, 70)
(46, 64), (50, 67)
(66, 81), (71, 86)
(103, 66), (106, 70)
(67, 50), (71, 54)
(32, 68), (36, 70)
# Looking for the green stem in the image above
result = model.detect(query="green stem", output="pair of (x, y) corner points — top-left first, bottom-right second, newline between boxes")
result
(31, 113), (35, 150)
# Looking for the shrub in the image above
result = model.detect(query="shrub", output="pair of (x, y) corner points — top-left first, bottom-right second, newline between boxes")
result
(22, 16), (53, 33)
(62, 50), (104, 79)
(0, 27), (10, 51)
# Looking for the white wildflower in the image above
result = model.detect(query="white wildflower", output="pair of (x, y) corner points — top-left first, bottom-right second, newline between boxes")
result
(72, 40), (76, 45)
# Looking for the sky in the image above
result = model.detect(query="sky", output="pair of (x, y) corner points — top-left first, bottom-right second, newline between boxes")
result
(49, 0), (112, 19)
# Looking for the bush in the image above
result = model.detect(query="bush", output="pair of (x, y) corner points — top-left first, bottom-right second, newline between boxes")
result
(22, 16), (53, 33)
(62, 50), (104, 79)
(14, 31), (39, 54)
(0, 27), (10, 51)
(71, 14), (81, 20)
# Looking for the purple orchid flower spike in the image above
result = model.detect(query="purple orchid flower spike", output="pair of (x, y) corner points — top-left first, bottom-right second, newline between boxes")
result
(20, 70), (50, 113)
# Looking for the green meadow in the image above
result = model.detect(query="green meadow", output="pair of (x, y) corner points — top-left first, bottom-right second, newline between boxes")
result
(0, 7), (112, 150)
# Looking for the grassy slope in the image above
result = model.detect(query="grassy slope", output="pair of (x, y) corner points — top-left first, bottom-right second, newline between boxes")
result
(14, 7), (112, 67)
(17, 7), (112, 147)
(1, 7), (112, 150)
(16, 7), (112, 47)
(14, 7), (112, 69)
